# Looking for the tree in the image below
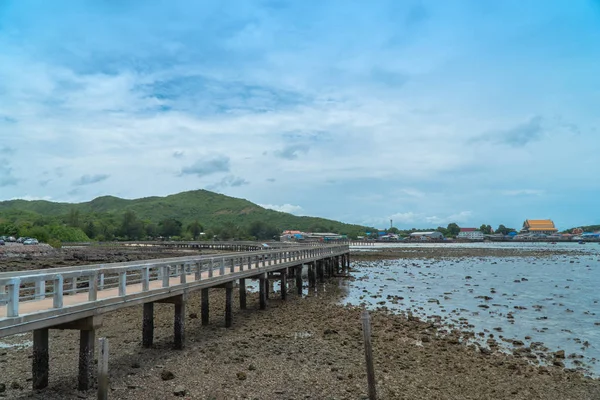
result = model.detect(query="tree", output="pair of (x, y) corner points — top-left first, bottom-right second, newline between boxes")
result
(479, 224), (492, 234)
(66, 208), (81, 228)
(84, 221), (97, 239)
(249, 221), (279, 240)
(159, 218), (183, 238)
(187, 220), (204, 240)
(496, 224), (516, 235)
(446, 223), (460, 237)
(120, 210), (144, 239)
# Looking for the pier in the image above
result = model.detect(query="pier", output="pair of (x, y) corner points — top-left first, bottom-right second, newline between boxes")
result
(0, 243), (350, 392)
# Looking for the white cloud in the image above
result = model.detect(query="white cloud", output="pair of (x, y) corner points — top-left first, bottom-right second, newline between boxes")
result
(259, 203), (304, 215)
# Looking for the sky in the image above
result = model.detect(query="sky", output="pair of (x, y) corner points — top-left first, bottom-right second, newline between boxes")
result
(1, 0), (599, 231)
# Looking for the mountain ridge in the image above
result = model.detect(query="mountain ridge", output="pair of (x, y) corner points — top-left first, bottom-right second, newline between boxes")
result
(0, 189), (373, 240)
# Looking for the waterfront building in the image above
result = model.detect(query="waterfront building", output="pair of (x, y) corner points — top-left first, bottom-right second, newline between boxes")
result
(457, 228), (484, 240)
(520, 219), (558, 235)
(409, 231), (444, 240)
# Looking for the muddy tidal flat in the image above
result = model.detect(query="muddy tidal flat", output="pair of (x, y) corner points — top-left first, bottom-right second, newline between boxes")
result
(0, 243), (599, 399)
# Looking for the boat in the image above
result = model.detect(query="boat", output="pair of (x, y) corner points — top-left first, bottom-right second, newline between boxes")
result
(578, 240), (585, 244)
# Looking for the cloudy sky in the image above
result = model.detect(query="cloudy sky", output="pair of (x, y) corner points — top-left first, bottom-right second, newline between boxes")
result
(1, 1), (599, 230)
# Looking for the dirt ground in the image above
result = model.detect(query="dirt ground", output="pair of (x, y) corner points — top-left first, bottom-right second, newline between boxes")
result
(1, 246), (599, 399)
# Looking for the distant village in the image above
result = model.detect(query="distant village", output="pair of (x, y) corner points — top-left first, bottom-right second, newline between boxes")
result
(281, 219), (600, 243)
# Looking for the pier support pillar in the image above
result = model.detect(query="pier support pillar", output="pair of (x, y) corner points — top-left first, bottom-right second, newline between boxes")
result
(259, 274), (268, 310)
(296, 265), (303, 296)
(201, 288), (209, 326)
(78, 328), (96, 391)
(308, 263), (316, 288)
(281, 270), (287, 300)
(32, 328), (49, 390)
(173, 295), (186, 350)
(49, 316), (102, 392)
(225, 282), (233, 328)
(317, 261), (324, 283)
(142, 302), (154, 348)
(239, 278), (247, 310)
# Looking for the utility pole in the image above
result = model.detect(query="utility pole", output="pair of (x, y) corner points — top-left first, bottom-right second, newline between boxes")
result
(390, 219), (393, 230)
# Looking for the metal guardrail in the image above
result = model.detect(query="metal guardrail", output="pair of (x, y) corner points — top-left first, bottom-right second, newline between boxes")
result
(0, 245), (348, 332)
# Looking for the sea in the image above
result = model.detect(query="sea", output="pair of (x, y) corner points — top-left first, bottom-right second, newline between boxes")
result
(343, 242), (600, 376)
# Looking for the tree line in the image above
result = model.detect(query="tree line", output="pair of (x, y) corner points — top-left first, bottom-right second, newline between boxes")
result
(384, 223), (516, 238)
(0, 208), (339, 245)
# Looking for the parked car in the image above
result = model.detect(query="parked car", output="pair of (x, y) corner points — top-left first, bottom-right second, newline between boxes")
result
(23, 238), (39, 245)
(17, 237), (27, 243)
(7, 236), (16, 242)
(0, 239), (5, 245)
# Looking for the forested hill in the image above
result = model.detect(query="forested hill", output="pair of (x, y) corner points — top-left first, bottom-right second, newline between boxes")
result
(0, 190), (374, 242)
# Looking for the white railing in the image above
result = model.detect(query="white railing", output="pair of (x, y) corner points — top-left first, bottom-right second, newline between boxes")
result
(0, 245), (348, 320)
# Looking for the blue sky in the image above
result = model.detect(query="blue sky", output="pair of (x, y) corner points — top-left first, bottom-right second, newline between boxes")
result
(1, 0), (599, 230)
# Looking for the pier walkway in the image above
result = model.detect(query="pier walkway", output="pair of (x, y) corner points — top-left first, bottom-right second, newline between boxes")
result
(0, 243), (350, 392)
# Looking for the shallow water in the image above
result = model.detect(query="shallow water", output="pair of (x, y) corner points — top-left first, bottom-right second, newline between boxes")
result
(343, 245), (600, 376)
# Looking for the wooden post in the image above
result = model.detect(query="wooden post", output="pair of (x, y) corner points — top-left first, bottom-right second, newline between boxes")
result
(142, 302), (154, 348)
(79, 328), (96, 391)
(201, 288), (209, 326)
(239, 278), (247, 310)
(174, 297), (185, 350)
(259, 274), (267, 310)
(97, 338), (109, 400)
(281, 270), (287, 300)
(361, 311), (377, 400)
(225, 282), (233, 328)
(32, 328), (49, 389)
(296, 265), (303, 296)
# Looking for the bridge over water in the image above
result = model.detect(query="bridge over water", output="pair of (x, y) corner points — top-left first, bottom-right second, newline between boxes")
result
(0, 243), (350, 392)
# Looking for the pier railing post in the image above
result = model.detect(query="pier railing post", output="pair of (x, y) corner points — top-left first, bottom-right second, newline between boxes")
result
(53, 275), (64, 309)
(89, 272), (98, 301)
(7, 279), (20, 317)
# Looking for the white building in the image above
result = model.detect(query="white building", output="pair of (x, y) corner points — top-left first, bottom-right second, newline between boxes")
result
(457, 228), (484, 240)
(409, 231), (444, 240)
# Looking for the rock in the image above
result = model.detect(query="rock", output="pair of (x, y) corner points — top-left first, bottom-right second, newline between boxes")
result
(0, 383), (5, 393)
(324, 329), (338, 335)
(173, 386), (187, 397)
(248, 364), (256, 371)
(554, 350), (566, 359)
(189, 313), (198, 319)
(131, 361), (141, 369)
(237, 372), (247, 380)
(161, 369), (175, 381)
(10, 381), (23, 390)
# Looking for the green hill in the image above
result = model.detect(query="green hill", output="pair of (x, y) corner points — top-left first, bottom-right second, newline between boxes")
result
(0, 190), (374, 242)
